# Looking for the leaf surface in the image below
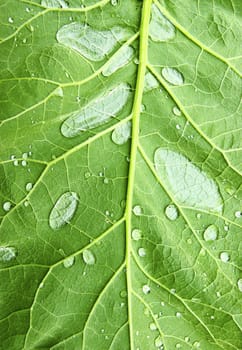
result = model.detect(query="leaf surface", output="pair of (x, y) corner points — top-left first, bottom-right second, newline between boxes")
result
(0, 0), (241, 349)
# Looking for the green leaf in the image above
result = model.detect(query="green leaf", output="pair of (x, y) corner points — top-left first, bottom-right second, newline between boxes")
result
(0, 0), (241, 349)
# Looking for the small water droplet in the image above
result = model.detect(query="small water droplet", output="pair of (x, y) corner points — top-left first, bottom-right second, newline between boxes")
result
(24, 200), (29, 207)
(196, 213), (201, 219)
(25, 182), (33, 192)
(138, 247), (146, 257)
(144, 72), (159, 92)
(149, 322), (157, 331)
(26, 7), (31, 12)
(184, 336), (190, 342)
(133, 58), (139, 64)
(63, 256), (75, 268)
(237, 278), (242, 292)
(193, 341), (200, 348)
(176, 344), (181, 349)
(154, 335), (163, 348)
(120, 290), (127, 298)
(111, 121), (131, 145)
(211, 315), (215, 320)
(165, 204), (178, 221)
(49, 192), (79, 230)
(203, 224), (218, 241)
(235, 211), (241, 218)
(133, 205), (143, 216)
(3, 202), (11, 212)
(8, 17), (14, 23)
(0, 246), (17, 262)
(220, 251), (230, 262)
(131, 229), (142, 241)
(187, 238), (192, 244)
(176, 312), (182, 318)
(22, 160), (27, 167)
(173, 106), (181, 116)
(22, 152), (28, 159)
(176, 124), (181, 130)
(162, 67), (184, 86)
(110, 0), (118, 5)
(142, 284), (150, 295)
(83, 249), (95, 265)
(84, 172), (91, 179)
(103, 178), (109, 184)
(160, 301), (165, 306)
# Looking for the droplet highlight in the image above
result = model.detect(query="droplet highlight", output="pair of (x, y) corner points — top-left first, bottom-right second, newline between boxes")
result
(131, 229), (142, 241)
(142, 284), (151, 295)
(41, 0), (68, 7)
(3, 202), (11, 212)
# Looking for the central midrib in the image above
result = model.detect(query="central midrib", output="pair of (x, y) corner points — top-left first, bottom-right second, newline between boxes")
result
(124, 0), (152, 348)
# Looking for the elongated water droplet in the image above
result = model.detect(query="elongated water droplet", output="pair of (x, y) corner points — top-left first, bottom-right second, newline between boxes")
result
(56, 22), (133, 61)
(3, 202), (11, 212)
(154, 149), (223, 213)
(138, 247), (146, 257)
(132, 229), (142, 241)
(0, 246), (17, 262)
(102, 46), (134, 76)
(154, 335), (163, 347)
(112, 121), (131, 145)
(83, 249), (95, 265)
(41, 0), (68, 7)
(63, 256), (75, 268)
(61, 83), (130, 138)
(220, 252), (230, 262)
(49, 192), (78, 230)
(203, 224), (218, 241)
(162, 67), (184, 86)
(173, 106), (181, 116)
(237, 278), (242, 292)
(133, 205), (143, 216)
(149, 4), (175, 42)
(25, 182), (33, 192)
(165, 204), (178, 221)
(142, 284), (150, 295)
(144, 72), (159, 92)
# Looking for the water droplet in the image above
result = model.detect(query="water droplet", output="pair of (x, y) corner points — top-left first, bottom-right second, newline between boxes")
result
(102, 46), (134, 76)
(170, 288), (176, 294)
(154, 149), (223, 213)
(0, 246), (17, 262)
(3, 201), (11, 212)
(24, 200), (29, 207)
(216, 291), (221, 297)
(25, 182), (33, 192)
(176, 344), (181, 349)
(56, 22), (133, 61)
(84, 172), (91, 179)
(176, 124), (181, 130)
(63, 256), (75, 268)
(133, 205), (143, 216)
(154, 335), (163, 347)
(144, 72), (159, 92)
(187, 238), (192, 244)
(184, 336), (190, 342)
(142, 284), (150, 295)
(149, 322), (157, 331)
(193, 341), (200, 348)
(22, 160), (27, 167)
(131, 229), (142, 241)
(103, 178), (109, 184)
(172, 106), (181, 116)
(203, 224), (218, 241)
(220, 252), (230, 263)
(224, 225), (229, 232)
(196, 213), (201, 219)
(61, 83), (130, 138)
(110, 0), (118, 5)
(8, 17), (14, 23)
(49, 192), (79, 230)
(176, 312), (182, 318)
(120, 290), (127, 298)
(111, 121), (131, 145)
(41, 0), (68, 8)
(165, 204), (178, 221)
(237, 278), (242, 292)
(149, 4), (175, 42)
(83, 249), (95, 265)
(160, 301), (165, 306)
(235, 211), (241, 218)
(13, 159), (18, 166)
(211, 315), (215, 320)
(22, 152), (28, 159)
(138, 247), (146, 257)
(162, 67), (184, 86)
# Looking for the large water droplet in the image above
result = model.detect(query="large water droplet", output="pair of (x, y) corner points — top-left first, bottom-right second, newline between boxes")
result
(41, 0), (68, 7)
(144, 72), (159, 92)
(61, 83), (130, 138)
(149, 4), (175, 42)
(162, 67), (184, 86)
(0, 246), (17, 262)
(83, 249), (95, 265)
(56, 22), (133, 61)
(25, 182), (33, 192)
(142, 284), (150, 295)
(111, 121), (131, 145)
(49, 192), (78, 230)
(3, 201), (12, 212)
(220, 252), (230, 262)
(138, 247), (146, 257)
(203, 224), (218, 241)
(131, 229), (142, 241)
(165, 204), (178, 221)
(235, 211), (241, 218)
(133, 205), (143, 216)
(102, 46), (134, 76)
(154, 149), (223, 213)
(154, 335), (163, 347)
(237, 278), (242, 292)
(63, 256), (75, 268)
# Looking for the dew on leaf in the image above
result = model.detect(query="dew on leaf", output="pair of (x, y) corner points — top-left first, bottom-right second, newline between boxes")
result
(131, 229), (142, 241)
(176, 344), (181, 349)
(138, 247), (146, 257)
(8, 17), (14, 23)
(140, 104), (146, 112)
(162, 67), (184, 86)
(102, 46), (134, 76)
(193, 341), (200, 348)
(0, 246), (17, 262)
(110, 0), (118, 5)
(22, 152), (28, 159)
(165, 204), (178, 221)
(149, 4), (175, 42)
(184, 336), (190, 342)
(176, 312), (182, 318)
(154, 335), (163, 347)
(13, 160), (18, 166)
(235, 211), (241, 218)
(144, 72), (159, 92)
(111, 121), (131, 145)
(63, 256), (75, 268)
(120, 290), (127, 298)
(237, 278), (242, 292)
(203, 224), (218, 241)
(61, 83), (130, 138)
(25, 182), (33, 192)
(56, 22), (133, 61)
(220, 252), (230, 262)
(49, 192), (79, 230)
(22, 160), (27, 166)
(83, 249), (95, 265)
(149, 322), (157, 331)
(154, 149), (223, 213)
(24, 200), (29, 207)
(133, 205), (143, 216)
(142, 284), (150, 295)
(176, 124), (181, 130)
(173, 106), (181, 116)
(3, 201), (11, 212)
(84, 172), (91, 179)
(41, 0), (69, 8)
